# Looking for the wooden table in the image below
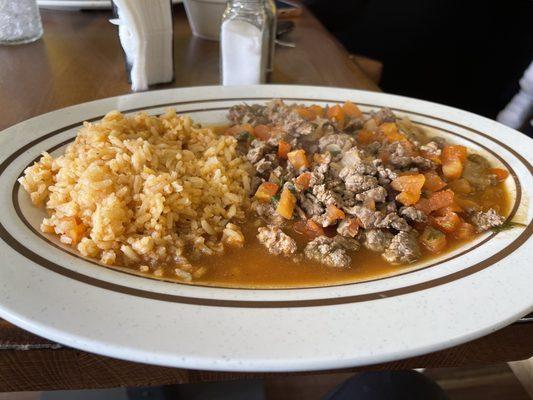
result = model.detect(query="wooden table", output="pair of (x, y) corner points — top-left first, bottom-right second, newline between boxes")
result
(0, 5), (531, 393)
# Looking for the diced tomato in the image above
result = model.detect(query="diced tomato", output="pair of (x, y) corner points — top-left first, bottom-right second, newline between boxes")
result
(391, 174), (426, 206)
(253, 124), (271, 141)
(276, 188), (297, 219)
(287, 149), (310, 170)
(326, 204), (345, 222)
(357, 129), (377, 145)
(488, 167), (509, 182)
(420, 226), (447, 253)
(379, 122), (407, 143)
(295, 172), (312, 189)
(447, 178), (472, 194)
(415, 189), (455, 214)
(432, 211), (461, 233)
(342, 101), (363, 118)
(277, 140), (292, 159)
(294, 219), (324, 240)
(226, 123), (254, 136)
(453, 221), (476, 240)
(254, 182), (279, 202)
(423, 172), (447, 192)
(326, 104), (345, 128)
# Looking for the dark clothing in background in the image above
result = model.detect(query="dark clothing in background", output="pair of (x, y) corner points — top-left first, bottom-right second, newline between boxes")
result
(304, 0), (533, 119)
(323, 371), (449, 400)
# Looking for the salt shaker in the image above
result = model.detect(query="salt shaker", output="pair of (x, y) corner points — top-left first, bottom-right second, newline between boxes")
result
(220, 0), (273, 85)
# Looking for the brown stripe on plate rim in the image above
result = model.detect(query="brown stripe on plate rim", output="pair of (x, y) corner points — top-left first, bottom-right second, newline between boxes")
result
(0, 99), (531, 307)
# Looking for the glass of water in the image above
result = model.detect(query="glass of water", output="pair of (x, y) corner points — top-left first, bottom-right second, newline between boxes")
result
(0, 0), (43, 45)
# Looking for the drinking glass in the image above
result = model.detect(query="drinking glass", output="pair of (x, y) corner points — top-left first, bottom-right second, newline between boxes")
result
(0, 0), (43, 45)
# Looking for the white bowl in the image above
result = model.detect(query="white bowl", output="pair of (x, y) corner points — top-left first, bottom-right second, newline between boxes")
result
(183, 0), (227, 41)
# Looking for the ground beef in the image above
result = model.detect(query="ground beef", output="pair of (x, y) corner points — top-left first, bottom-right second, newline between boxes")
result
(399, 206), (427, 223)
(371, 107), (396, 124)
(336, 219), (359, 237)
(304, 236), (359, 268)
(470, 208), (504, 232)
(339, 167), (379, 193)
(355, 186), (387, 203)
(299, 192), (325, 217)
(318, 133), (355, 154)
(246, 140), (273, 164)
(382, 232), (421, 264)
(257, 225), (297, 256)
(462, 154), (493, 191)
(312, 184), (341, 206)
(252, 202), (285, 226)
(419, 141), (442, 158)
(228, 104), (269, 125)
(388, 142), (414, 168)
(344, 206), (410, 232)
(362, 229), (394, 252)
(254, 157), (274, 175)
(411, 156), (435, 171)
(376, 164), (398, 186)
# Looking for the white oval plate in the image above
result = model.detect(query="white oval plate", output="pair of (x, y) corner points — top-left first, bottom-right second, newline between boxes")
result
(0, 85), (531, 372)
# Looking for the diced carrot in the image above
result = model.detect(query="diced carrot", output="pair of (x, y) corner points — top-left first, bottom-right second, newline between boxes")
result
(488, 167), (509, 182)
(357, 129), (377, 145)
(428, 189), (455, 211)
(447, 178), (472, 194)
(253, 124), (271, 141)
(423, 172), (447, 192)
(432, 211), (461, 233)
(326, 204), (345, 222)
(379, 122), (407, 143)
(420, 226), (447, 253)
(415, 189), (454, 214)
(442, 159), (463, 181)
(287, 149), (310, 170)
(434, 204), (463, 217)
(342, 101), (363, 118)
(308, 105), (325, 118)
(453, 221), (476, 240)
(254, 182), (279, 202)
(326, 104), (345, 128)
(391, 174), (426, 206)
(296, 107), (317, 121)
(226, 123), (254, 136)
(277, 140), (292, 160)
(442, 145), (467, 180)
(276, 188), (297, 219)
(294, 219), (324, 240)
(295, 172), (312, 189)
(442, 145), (467, 163)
